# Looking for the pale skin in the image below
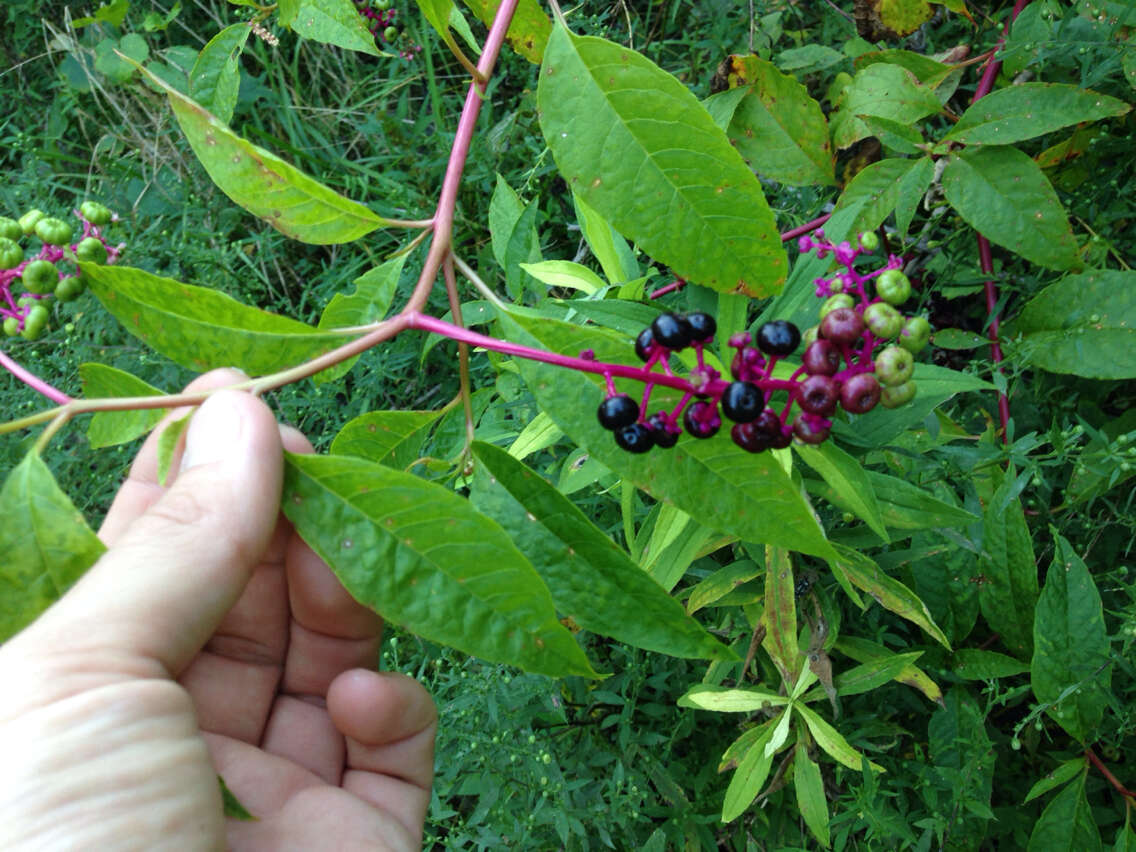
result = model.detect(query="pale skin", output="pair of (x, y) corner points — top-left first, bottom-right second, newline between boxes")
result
(0, 369), (437, 851)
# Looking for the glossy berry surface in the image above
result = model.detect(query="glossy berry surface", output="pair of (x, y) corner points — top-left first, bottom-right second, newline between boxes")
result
(597, 394), (639, 430)
(793, 414), (830, 444)
(819, 307), (865, 345)
(614, 422), (655, 453)
(875, 268), (912, 305)
(720, 381), (764, 423)
(881, 380), (917, 408)
(635, 326), (655, 361)
(801, 339), (841, 376)
(685, 312), (716, 343)
(682, 400), (720, 438)
(863, 301), (903, 339)
(840, 373), (881, 414)
(756, 320), (801, 356)
(651, 312), (692, 350)
(797, 374), (838, 416)
(898, 316), (931, 354)
(876, 345), (915, 386)
(731, 421), (772, 453)
(646, 412), (680, 448)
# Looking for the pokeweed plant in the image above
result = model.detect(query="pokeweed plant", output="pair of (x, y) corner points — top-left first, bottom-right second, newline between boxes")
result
(1, 0), (1134, 845)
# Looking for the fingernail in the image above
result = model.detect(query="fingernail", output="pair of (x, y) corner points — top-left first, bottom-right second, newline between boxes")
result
(181, 392), (247, 471)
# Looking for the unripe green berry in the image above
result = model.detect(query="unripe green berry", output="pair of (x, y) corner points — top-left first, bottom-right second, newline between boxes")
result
(858, 231), (880, 251)
(21, 304), (49, 340)
(3, 316), (19, 337)
(863, 301), (904, 339)
(881, 380), (917, 408)
(79, 200), (113, 226)
(898, 316), (932, 354)
(876, 344), (915, 386)
(21, 259), (59, 295)
(0, 216), (22, 242)
(34, 216), (73, 247)
(55, 276), (84, 302)
(18, 209), (45, 236)
(383, 25), (399, 41)
(75, 236), (108, 264)
(819, 293), (854, 320)
(0, 237), (23, 270)
(875, 269), (911, 305)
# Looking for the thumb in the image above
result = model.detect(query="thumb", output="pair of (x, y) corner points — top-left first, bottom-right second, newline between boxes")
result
(27, 390), (284, 676)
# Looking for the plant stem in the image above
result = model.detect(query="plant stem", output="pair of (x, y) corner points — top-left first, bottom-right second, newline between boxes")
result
(0, 349), (73, 405)
(443, 254), (476, 450)
(1086, 747), (1136, 801)
(781, 214), (831, 242)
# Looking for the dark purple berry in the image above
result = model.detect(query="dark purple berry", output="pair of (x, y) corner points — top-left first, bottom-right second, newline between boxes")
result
(646, 411), (680, 448)
(731, 421), (772, 453)
(793, 413), (831, 444)
(797, 374), (838, 416)
(840, 373), (881, 414)
(614, 422), (655, 453)
(819, 307), (865, 345)
(801, 339), (841, 377)
(635, 327), (655, 361)
(685, 312), (717, 343)
(756, 320), (801, 356)
(720, 381), (764, 423)
(682, 400), (720, 439)
(597, 394), (639, 430)
(651, 312), (692, 350)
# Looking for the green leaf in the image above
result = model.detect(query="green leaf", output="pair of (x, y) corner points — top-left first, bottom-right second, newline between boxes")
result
(156, 413), (192, 486)
(794, 740), (831, 849)
(1031, 533), (1112, 743)
(573, 192), (638, 285)
(73, 0), (129, 28)
(519, 260), (606, 295)
(506, 411), (563, 461)
(288, 0), (382, 56)
(832, 651), (923, 697)
(762, 546), (801, 684)
(489, 176), (542, 300)
(139, 62), (389, 244)
(1027, 772), (1102, 852)
(460, 0), (550, 63)
(189, 24), (250, 124)
(868, 471), (977, 530)
(83, 264), (344, 376)
(941, 146), (1081, 271)
(538, 26), (786, 298)
(1115, 826), (1136, 852)
(877, 0), (934, 35)
(928, 687), (995, 843)
(1023, 757), (1088, 804)
(723, 56), (835, 186)
(830, 157), (917, 238)
(79, 362), (166, 449)
(329, 409), (443, 470)
(677, 684), (790, 713)
(859, 114), (925, 155)
(794, 441), (888, 541)
(499, 311), (836, 560)
(722, 725), (777, 823)
(218, 775), (256, 821)
(944, 83), (1130, 146)
(895, 155), (934, 237)
(979, 466), (1038, 658)
(775, 45), (844, 75)
(469, 442), (734, 661)
(833, 544), (951, 649)
(0, 453), (107, 642)
(315, 254), (408, 383)
(684, 560), (761, 614)
(836, 635), (942, 704)
(794, 703), (883, 772)
(281, 453), (597, 677)
(951, 649), (1029, 680)
(1004, 269), (1136, 380)
(830, 64), (942, 150)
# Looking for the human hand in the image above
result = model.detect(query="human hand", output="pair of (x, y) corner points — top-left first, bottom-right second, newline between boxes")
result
(0, 370), (436, 851)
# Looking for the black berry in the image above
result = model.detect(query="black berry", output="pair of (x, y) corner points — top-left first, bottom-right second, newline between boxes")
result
(651, 312), (692, 350)
(682, 400), (720, 439)
(685, 312), (717, 343)
(597, 395), (639, 430)
(720, 381), (764, 423)
(614, 422), (655, 453)
(646, 411), (680, 448)
(756, 320), (801, 356)
(797, 374), (838, 416)
(635, 326), (655, 361)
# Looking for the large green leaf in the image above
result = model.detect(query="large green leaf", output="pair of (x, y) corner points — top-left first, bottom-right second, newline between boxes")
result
(944, 82), (1130, 146)
(288, 0), (382, 55)
(0, 453), (106, 641)
(819, 470), (976, 531)
(794, 441), (888, 541)
(678, 684), (790, 712)
(281, 453), (597, 677)
(830, 63), (942, 150)
(83, 263), (345, 375)
(941, 146), (1081, 271)
(833, 544), (950, 649)
(470, 442), (733, 661)
(188, 23), (250, 124)
(1023, 757), (1088, 804)
(794, 703), (883, 772)
(79, 362), (166, 449)
(830, 157), (919, 240)
(572, 192), (638, 285)
(721, 56), (834, 186)
(835, 636), (942, 704)
(979, 467), (1038, 658)
(1031, 533), (1111, 743)
(1004, 269), (1136, 379)
(498, 311), (836, 560)
(794, 737), (831, 849)
(139, 63), (388, 244)
(762, 546), (801, 684)
(538, 26), (786, 298)
(315, 254), (407, 383)
(329, 409), (443, 470)
(460, 0), (550, 63)
(1027, 772), (1102, 852)
(722, 724), (778, 823)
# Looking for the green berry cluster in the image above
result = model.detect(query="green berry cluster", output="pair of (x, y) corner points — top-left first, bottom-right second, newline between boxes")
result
(0, 201), (119, 341)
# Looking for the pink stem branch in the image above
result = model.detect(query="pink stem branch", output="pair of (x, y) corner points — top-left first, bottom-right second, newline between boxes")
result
(0, 349), (73, 405)
(781, 214), (831, 243)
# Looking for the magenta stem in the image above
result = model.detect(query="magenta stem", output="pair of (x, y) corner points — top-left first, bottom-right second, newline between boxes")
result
(648, 279), (685, 299)
(781, 214), (831, 243)
(972, 0), (1030, 443)
(0, 349), (72, 405)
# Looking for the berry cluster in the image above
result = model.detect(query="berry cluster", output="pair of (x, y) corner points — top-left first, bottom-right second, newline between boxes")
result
(0, 202), (120, 341)
(356, 0), (422, 59)
(595, 231), (930, 454)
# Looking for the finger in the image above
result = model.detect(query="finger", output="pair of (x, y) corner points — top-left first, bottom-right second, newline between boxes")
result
(98, 368), (250, 546)
(328, 670), (436, 841)
(177, 427), (316, 743)
(27, 389), (283, 676)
